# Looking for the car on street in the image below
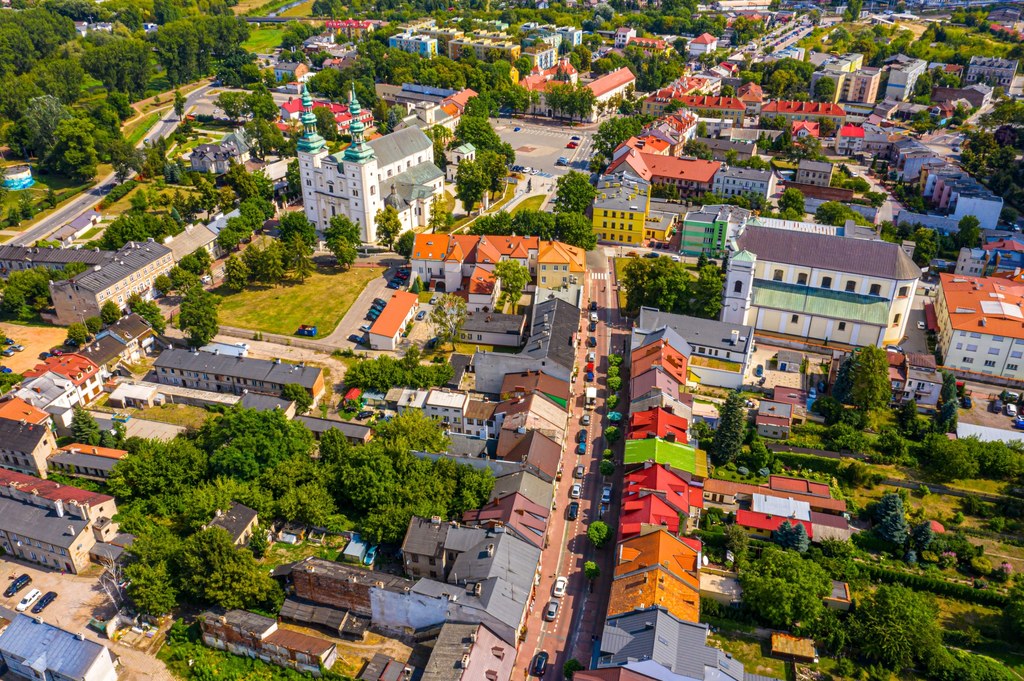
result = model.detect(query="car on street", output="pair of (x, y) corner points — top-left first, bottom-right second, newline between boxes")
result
(576, 442), (587, 455)
(589, 301), (598, 311)
(587, 336), (597, 347)
(4, 574), (31, 598)
(962, 395), (973, 409)
(577, 430), (587, 443)
(567, 501), (579, 520)
(570, 483), (582, 499)
(585, 371), (594, 382)
(553, 576), (568, 598)
(387, 280), (401, 289)
(574, 464), (585, 479)
(601, 484), (612, 504)
(566, 141), (578, 149)
(544, 600), (559, 621)
(0, 367), (10, 374)
(530, 652), (549, 676)
(571, 135), (581, 141)
(31, 591), (57, 614)
(347, 334), (364, 344)
(587, 351), (596, 363)
(643, 251), (660, 258)
(16, 589), (41, 612)
(754, 365), (763, 377)
(513, 127), (522, 132)
(589, 321), (598, 332)
(917, 321), (927, 330)
(581, 413), (591, 426)
(416, 310), (426, 321)
(885, 345), (904, 354)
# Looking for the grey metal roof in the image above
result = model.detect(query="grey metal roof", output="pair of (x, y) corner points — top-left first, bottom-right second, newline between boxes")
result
(0, 615), (112, 680)
(78, 336), (124, 367)
(796, 160), (832, 174)
(443, 525), (489, 554)
(594, 174), (651, 213)
(419, 623), (484, 681)
(368, 127), (432, 167)
(0, 495), (90, 548)
(166, 225), (217, 261)
(447, 433), (493, 458)
(51, 241), (171, 294)
(522, 297), (578, 372)
(734, 225), (921, 281)
(599, 607), (745, 681)
(462, 312), (526, 335)
(240, 393), (294, 412)
(446, 531), (541, 626)
(295, 416), (371, 440)
(636, 325), (693, 358)
(156, 348), (322, 389)
(447, 354), (471, 389)
(635, 308), (753, 355)
(201, 609), (276, 637)
(102, 313), (153, 344)
(0, 418), (50, 452)
(401, 516), (451, 559)
(48, 450), (120, 474)
(488, 471), (553, 510)
(0, 245), (110, 268)
(717, 166), (773, 182)
(209, 502), (258, 542)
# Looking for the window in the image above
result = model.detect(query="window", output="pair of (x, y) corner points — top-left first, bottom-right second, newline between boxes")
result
(956, 343), (964, 350)
(966, 344), (979, 352)
(791, 314), (799, 323)
(734, 280), (743, 293)
(838, 322), (846, 331)
(773, 269), (784, 281)
(870, 284), (881, 296)
(898, 286), (909, 297)
(985, 360), (997, 367)
(893, 313), (901, 325)
(797, 273), (808, 285)
(822, 276), (832, 289)
(845, 280), (856, 292)
(963, 357), (974, 364)
(1009, 364), (1019, 372)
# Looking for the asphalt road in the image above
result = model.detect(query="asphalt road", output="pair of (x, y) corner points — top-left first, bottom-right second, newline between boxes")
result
(13, 82), (216, 247)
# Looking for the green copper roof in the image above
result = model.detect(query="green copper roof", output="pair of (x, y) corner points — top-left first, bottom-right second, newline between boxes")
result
(624, 438), (708, 478)
(752, 278), (890, 326)
(297, 84), (325, 154)
(343, 85), (374, 163)
(730, 250), (756, 262)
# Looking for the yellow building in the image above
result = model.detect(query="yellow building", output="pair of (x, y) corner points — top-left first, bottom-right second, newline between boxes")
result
(537, 240), (586, 289)
(593, 174), (650, 245)
(448, 34), (521, 62)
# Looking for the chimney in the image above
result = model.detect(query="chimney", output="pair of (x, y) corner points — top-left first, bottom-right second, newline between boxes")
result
(730, 329), (739, 345)
(665, 431), (676, 443)
(486, 543), (495, 557)
(54, 499), (64, 517)
(67, 524), (75, 536)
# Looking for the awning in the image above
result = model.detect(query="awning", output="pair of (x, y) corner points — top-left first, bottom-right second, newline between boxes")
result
(924, 301), (938, 331)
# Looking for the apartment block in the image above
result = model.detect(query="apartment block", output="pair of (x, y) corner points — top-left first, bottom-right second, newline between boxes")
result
(885, 55), (927, 101)
(935, 274), (1024, 381)
(388, 32), (438, 57)
(0, 418), (55, 479)
(965, 56), (1018, 87)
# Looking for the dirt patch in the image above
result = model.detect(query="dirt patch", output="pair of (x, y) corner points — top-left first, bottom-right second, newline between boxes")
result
(517, 145), (537, 153)
(0, 323), (69, 373)
(276, 623), (427, 678)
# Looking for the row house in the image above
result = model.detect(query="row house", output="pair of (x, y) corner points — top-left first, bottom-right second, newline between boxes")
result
(200, 610), (337, 675)
(760, 100), (846, 126)
(154, 349), (326, 405)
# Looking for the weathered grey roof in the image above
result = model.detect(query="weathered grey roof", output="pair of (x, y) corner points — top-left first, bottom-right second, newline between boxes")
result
(462, 312), (526, 335)
(367, 127), (432, 167)
(443, 525), (489, 553)
(522, 297), (578, 372)
(51, 241), (171, 294)
(166, 224), (217, 261)
(156, 348), (322, 389)
(201, 609), (276, 637)
(0, 245), (110, 269)
(48, 450), (120, 474)
(78, 335), (124, 367)
(599, 607), (745, 681)
(208, 502), (258, 542)
(735, 225), (921, 281)
(447, 433), (494, 458)
(240, 392), (294, 412)
(0, 418), (50, 453)
(636, 325), (693, 358)
(797, 159), (832, 174)
(636, 307), (754, 355)
(295, 416), (371, 440)
(103, 313), (153, 344)
(488, 470), (553, 510)
(717, 166), (774, 182)
(419, 623), (489, 681)
(446, 530), (541, 626)
(0, 615), (112, 680)
(401, 516), (451, 559)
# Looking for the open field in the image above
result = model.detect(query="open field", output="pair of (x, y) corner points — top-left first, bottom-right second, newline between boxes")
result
(124, 111), (166, 147)
(215, 266), (384, 338)
(0, 322), (69, 372)
(242, 26), (286, 52)
(280, 0), (314, 16)
(510, 195), (545, 215)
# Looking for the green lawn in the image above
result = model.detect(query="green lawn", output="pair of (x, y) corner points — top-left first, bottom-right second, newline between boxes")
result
(0, 168), (94, 230)
(510, 195), (545, 215)
(215, 266), (384, 338)
(280, 0), (314, 16)
(124, 111), (165, 147)
(242, 26), (286, 52)
(707, 631), (788, 680)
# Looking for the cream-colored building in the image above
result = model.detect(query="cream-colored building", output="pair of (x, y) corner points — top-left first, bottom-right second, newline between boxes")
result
(934, 273), (1024, 380)
(722, 226), (920, 347)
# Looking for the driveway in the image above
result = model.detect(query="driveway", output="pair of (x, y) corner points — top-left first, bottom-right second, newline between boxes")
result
(321, 261), (403, 348)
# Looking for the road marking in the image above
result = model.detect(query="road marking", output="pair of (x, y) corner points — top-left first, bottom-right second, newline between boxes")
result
(590, 272), (608, 280)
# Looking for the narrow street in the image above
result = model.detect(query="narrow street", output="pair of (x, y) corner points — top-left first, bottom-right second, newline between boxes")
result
(513, 247), (627, 678)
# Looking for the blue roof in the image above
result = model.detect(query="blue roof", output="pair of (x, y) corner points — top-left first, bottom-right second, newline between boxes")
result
(400, 83), (457, 98)
(0, 615), (110, 680)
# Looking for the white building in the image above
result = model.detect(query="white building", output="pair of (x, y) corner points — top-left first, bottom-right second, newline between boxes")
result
(711, 166), (777, 200)
(0, 616), (118, 681)
(884, 55), (927, 102)
(688, 33), (718, 58)
(934, 273), (1024, 381)
(614, 26), (637, 48)
(298, 85), (445, 243)
(722, 226), (920, 347)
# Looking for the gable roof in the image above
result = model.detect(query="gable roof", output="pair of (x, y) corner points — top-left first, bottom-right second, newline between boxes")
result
(0, 397), (50, 425)
(499, 370), (571, 405)
(735, 225), (920, 281)
(367, 126), (432, 167)
(461, 492), (549, 547)
(24, 354), (100, 387)
(488, 470), (553, 510)
(0, 417), (50, 453)
(623, 439), (707, 478)
(0, 467), (113, 507)
(736, 509), (814, 538)
(762, 100), (846, 117)
(155, 348), (323, 389)
(692, 32), (717, 44)
(607, 150), (720, 184)
(587, 67), (636, 98)
(628, 407), (689, 442)
(208, 501), (259, 543)
(369, 290), (419, 338)
(501, 430), (561, 480)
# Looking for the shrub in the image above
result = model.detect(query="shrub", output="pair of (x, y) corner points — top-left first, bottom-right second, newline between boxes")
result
(607, 394), (619, 409)
(99, 180), (139, 209)
(970, 556), (993, 576)
(607, 376), (622, 392)
(603, 448), (613, 459)
(600, 459), (614, 476)
(858, 563), (1008, 606)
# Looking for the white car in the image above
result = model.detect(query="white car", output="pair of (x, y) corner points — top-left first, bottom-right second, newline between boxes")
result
(16, 589), (41, 612)
(553, 576), (568, 598)
(601, 484), (612, 504)
(589, 312), (598, 322)
(917, 321), (927, 330)
(570, 483), (582, 499)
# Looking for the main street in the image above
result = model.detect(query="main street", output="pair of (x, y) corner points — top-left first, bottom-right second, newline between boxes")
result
(513, 246), (628, 678)
(12, 82), (217, 247)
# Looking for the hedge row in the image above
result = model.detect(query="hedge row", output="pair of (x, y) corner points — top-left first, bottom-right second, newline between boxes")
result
(771, 450), (844, 476)
(859, 562), (1008, 606)
(99, 180), (139, 209)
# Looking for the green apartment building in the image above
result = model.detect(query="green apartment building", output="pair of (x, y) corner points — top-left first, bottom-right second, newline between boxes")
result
(679, 205), (751, 257)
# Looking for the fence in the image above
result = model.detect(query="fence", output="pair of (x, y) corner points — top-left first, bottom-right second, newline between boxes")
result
(217, 325), (341, 354)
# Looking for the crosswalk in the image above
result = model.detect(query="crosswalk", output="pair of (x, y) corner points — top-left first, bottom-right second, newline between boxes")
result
(590, 272), (609, 280)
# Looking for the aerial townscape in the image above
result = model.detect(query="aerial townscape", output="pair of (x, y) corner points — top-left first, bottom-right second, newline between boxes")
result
(2, 0), (1024, 681)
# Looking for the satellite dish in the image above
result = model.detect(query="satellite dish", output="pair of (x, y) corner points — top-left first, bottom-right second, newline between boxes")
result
(702, 555), (709, 566)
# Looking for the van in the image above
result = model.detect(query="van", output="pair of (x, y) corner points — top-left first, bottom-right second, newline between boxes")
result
(16, 589), (41, 612)
(1007, 403), (1018, 418)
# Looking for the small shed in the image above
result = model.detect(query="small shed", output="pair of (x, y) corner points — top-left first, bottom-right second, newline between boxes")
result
(342, 533), (369, 563)
(343, 387), (363, 408)
(776, 350), (803, 373)
(108, 382), (161, 409)
(824, 580), (852, 611)
(771, 633), (817, 663)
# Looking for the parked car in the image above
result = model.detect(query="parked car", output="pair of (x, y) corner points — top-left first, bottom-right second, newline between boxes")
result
(3, 338), (13, 345)
(347, 334), (364, 344)
(577, 430), (587, 443)
(585, 371), (594, 382)
(961, 395), (973, 409)
(429, 295), (438, 305)
(387, 280), (401, 289)
(11, 344), (24, 352)
(544, 600), (559, 621)
(754, 365), (764, 377)
(587, 351), (596, 363)
(590, 312), (598, 322)
(31, 591), (56, 614)
(356, 410), (373, 420)
(16, 589), (41, 612)
(567, 501), (580, 520)
(643, 251), (660, 258)
(566, 141), (578, 149)
(425, 337), (438, 350)
(4, 574), (31, 598)
(1014, 416), (1024, 431)
(552, 576), (568, 598)
(571, 135), (581, 141)
(359, 324), (372, 333)
(589, 321), (597, 332)
(587, 337), (597, 347)
(574, 464), (585, 479)
(917, 321), (927, 330)
(513, 127), (522, 132)
(2, 349), (13, 357)
(589, 301), (598, 312)
(601, 484), (612, 504)
(570, 483), (582, 499)
(581, 414), (591, 426)
(576, 442), (586, 455)
(0, 367), (10, 374)
(1008, 403), (1018, 417)
(415, 310), (426, 321)
(530, 651), (548, 677)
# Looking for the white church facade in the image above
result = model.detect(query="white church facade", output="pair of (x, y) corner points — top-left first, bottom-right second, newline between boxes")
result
(297, 85), (445, 243)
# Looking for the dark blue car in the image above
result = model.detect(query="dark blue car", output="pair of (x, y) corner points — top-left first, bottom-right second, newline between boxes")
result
(576, 442), (586, 455)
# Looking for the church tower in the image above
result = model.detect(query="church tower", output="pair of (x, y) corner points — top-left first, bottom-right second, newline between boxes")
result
(339, 86), (381, 244)
(722, 247), (755, 326)
(297, 84), (327, 229)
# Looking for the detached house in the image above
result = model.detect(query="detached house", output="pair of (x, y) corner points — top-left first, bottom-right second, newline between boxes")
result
(0, 418), (55, 479)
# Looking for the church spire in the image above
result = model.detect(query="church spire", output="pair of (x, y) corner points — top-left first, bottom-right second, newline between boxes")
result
(297, 84), (325, 154)
(343, 84), (374, 163)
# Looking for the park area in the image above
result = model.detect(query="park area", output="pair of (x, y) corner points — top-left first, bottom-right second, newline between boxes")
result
(215, 265), (384, 338)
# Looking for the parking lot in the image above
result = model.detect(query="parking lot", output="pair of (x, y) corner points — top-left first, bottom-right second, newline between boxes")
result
(0, 323), (68, 373)
(491, 119), (594, 177)
(1, 557), (110, 632)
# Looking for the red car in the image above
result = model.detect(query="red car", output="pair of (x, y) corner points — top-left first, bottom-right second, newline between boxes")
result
(566, 141), (578, 149)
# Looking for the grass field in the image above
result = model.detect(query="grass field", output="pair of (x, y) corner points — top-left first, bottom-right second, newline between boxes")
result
(510, 195), (545, 215)
(124, 111), (165, 147)
(215, 266), (384, 338)
(242, 25), (286, 52)
(280, 0), (314, 16)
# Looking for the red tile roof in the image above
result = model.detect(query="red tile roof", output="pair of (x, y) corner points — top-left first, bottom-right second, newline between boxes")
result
(737, 82), (763, 103)
(769, 475), (831, 498)
(58, 443), (127, 460)
(628, 407), (689, 442)
(587, 67), (636, 98)
(0, 467), (113, 506)
(369, 291), (418, 338)
(983, 238), (1024, 252)
(607, 150), (720, 185)
(702, 478), (847, 513)
(619, 464), (703, 539)
(762, 100), (846, 117)
(675, 95), (745, 111)
(692, 32), (717, 44)
(791, 121), (820, 137)
(839, 123), (865, 138)
(627, 36), (667, 50)
(24, 354), (99, 387)
(736, 509), (813, 537)
(462, 492), (548, 546)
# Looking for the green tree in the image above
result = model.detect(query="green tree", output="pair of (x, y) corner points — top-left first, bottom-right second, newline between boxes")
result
(428, 194), (453, 233)
(66, 322), (89, 346)
(587, 520), (611, 548)
(124, 561), (178, 616)
(285, 234), (315, 282)
(71, 405), (101, 446)
(564, 659), (585, 679)
(429, 294), (467, 349)
(778, 187), (805, 216)
(553, 170), (598, 214)
(584, 561), (600, 580)
(128, 295), (167, 334)
(813, 76), (837, 102)
(1007, 581), (1024, 638)
(173, 89), (186, 120)
(374, 206), (402, 249)
(723, 523), (750, 563)
(278, 211), (316, 250)
(954, 215), (981, 250)
(494, 259), (530, 311)
(455, 157), (487, 214)
(177, 527), (280, 610)
(850, 585), (941, 671)
(919, 432), (978, 481)
(248, 526), (268, 558)
(48, 117), (98, 181)
(874, 491), (909, 547)
(223, 254), (249, 291)
(844, 0), (863, 21)
(395, 230), (416, 259)
(774, 520), (810, 552)
(691, 265), (724, 319)
(324, 214), (359, 268)
(911, 227), (938, 266)
(281, 383), (313, 413)
(85, 316), (102, 335)
(179, 287), (220, 347)
(712, 391), (746, 465)
(101, 300), (122, 325)
(849, 346), (891, 410)
(739, 545), (830, 628)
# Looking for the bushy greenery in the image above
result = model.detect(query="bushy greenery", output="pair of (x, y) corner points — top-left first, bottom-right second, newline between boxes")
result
(342, 348), (453, 393)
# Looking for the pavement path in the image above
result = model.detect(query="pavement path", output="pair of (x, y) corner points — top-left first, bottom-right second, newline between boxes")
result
(13, 82), (217, 246)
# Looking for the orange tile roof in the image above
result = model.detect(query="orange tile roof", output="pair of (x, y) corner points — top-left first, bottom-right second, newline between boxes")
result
(0, 397), (50, 425)
(369, 290), (419, 338)
(587, 67), (636, 98)
(413, 234), (540, 265)
(630, 339), (690, 384)
(614, 529), (699, 585)
(676, 95), (745, 111)
(762, 100), (846, 117)
(538, 240), (586, 271)
(938, 273), (1024, 339)
(608, 530), (700, 623)
(24, 353), (100, 387)
(791, 121), (820, 137)
(737, 82), (763, 102)
(692, 32), (717, 44)
(466, 266), (496, 295)
(58, 443), (127, 460)
(607, 150), (720, 185)
(442, 88), (478, 112)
